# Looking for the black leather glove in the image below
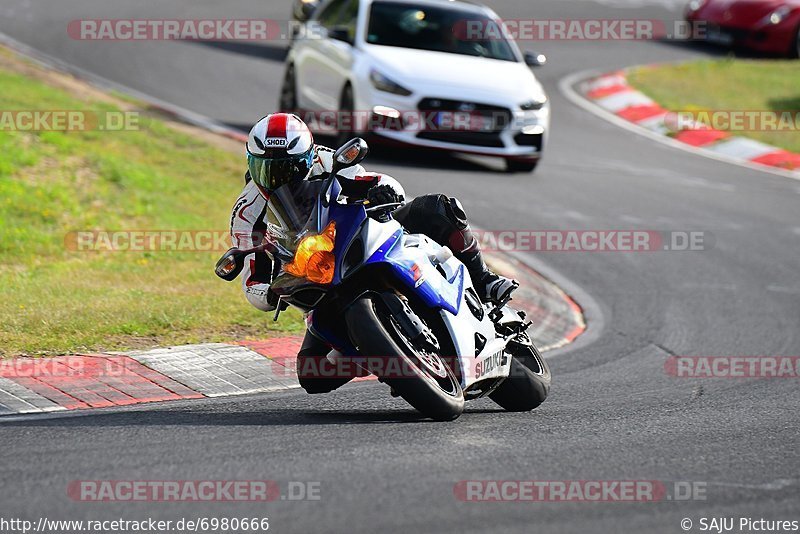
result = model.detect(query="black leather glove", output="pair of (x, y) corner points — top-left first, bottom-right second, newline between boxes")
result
(366, 184), (401, 207)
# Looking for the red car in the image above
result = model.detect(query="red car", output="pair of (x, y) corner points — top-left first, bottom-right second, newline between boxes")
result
(686, 0), (800, 57)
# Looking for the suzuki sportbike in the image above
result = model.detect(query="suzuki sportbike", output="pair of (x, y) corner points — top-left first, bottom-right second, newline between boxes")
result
(215, 138), (550, 421)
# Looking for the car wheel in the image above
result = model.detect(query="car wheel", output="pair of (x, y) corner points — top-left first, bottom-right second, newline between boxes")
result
(279, 64), (297, 112)
(505, 158), (539, 173)
(791, 23), (800, 58)
(336, 84), (355, 147)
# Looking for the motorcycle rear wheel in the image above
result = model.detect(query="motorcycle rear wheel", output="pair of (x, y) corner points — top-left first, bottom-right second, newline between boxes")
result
(489, 338), (551, 412)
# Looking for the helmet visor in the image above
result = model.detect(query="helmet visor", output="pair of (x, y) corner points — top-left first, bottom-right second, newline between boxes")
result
(248, 149), (314, 192)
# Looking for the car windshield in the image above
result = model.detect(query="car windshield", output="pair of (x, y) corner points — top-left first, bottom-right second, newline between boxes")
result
(366, 1), (517, 62)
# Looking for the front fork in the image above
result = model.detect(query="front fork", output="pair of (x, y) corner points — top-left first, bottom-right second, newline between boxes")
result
(375, 292), (440, 354)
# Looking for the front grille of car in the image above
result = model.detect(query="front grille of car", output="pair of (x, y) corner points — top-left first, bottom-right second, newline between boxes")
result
(417, 98), (512, 130)
(717, 26), (751, 41)
(705, 23), (751, 43)
(416, 98), (511, 148)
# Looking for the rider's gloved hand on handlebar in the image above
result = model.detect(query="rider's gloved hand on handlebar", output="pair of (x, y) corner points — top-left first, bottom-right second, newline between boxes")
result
(366, 184), (402, 208)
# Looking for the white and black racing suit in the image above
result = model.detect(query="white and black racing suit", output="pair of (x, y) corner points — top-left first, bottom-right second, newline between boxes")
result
(230, 145), (405, 312)
(229, 145), (501, 393)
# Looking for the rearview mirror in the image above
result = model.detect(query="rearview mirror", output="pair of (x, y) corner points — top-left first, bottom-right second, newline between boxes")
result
(333, 138), (369, 173)
(215, 247), (246, 281)
(524, 52), (547, 67)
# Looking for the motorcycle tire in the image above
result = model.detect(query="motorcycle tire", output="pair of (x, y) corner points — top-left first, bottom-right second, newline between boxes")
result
(489, 339), (551, 412)
(346, 294), (464, 421)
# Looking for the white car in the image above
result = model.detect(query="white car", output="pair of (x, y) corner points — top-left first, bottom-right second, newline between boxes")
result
(281, 0), (550, 172)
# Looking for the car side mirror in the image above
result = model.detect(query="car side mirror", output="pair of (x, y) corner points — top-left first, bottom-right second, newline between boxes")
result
(296, 0), (319, 21)
(327, 26), (353, 44)
(333, 138), (369, 174)
(215, 247), (247, 281)
(524, 52), (547, 67)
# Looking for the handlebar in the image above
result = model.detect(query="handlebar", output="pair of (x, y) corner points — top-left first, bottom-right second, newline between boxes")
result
(365, 201), (404, 213)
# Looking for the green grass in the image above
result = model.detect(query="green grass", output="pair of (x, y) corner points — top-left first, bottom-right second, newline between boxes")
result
(627, 59), (800, 153)
(0, 66), (302, 357)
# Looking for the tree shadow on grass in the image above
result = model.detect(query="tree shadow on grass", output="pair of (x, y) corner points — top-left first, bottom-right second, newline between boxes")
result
(767, 96), (800, 113)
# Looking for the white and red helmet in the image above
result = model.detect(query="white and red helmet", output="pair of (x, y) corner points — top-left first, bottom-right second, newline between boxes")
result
(246, 113), (315, 194)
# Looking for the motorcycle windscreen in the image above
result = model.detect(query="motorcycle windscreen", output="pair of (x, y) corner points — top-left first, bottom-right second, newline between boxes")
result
(264, 179), (331, 262)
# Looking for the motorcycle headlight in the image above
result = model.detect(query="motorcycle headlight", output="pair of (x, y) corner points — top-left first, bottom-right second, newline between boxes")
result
(369, 70), (413, 96)
(284, 221), (336, 285)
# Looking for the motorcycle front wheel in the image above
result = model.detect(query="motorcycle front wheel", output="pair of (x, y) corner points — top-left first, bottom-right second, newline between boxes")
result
(345, 294), (464, 421)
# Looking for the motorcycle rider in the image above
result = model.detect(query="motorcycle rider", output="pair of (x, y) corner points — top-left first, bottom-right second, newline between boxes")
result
(230, 113), (517, 394)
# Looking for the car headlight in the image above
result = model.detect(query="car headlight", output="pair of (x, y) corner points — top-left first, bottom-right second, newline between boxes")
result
(687, 0), (706, 12)
(369, 70), (413, 96)
(765, 5), (792, 25)
(520, 97), (547, 111)
(515, 98), (547, 129)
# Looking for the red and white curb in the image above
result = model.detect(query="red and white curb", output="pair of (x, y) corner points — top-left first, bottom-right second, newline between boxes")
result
(568, 69), (800, 178)
(483, 252), (584, 351)
(0, 355), (202, 414)
(0, 253), (584, 417)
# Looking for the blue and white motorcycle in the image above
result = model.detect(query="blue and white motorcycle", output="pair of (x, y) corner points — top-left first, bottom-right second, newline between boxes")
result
(215, 139), (550, 421)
